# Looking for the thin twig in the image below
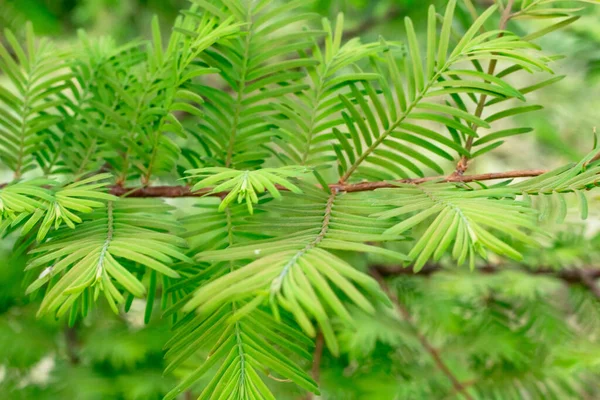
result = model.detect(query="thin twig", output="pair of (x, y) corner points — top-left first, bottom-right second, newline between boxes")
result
(312, 331), (324, 384)
(371, 270), (475, 400)
(302, 331), (324, 400)
(102, 168), (547, 198)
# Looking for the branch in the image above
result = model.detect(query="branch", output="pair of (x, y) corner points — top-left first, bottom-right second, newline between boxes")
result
(104, 168), (547, 198)
(311, 332), (324, 385)
(579, 270), (600, 299)
(301, 331), (324, 400)
(371, 270), (475, 400)
(64, 325), (80, 365)
(371, 262), (600, 398)
(371, 264), (600, 299)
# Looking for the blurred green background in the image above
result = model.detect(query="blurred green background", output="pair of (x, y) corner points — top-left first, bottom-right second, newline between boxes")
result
(1, 1), (599, 399)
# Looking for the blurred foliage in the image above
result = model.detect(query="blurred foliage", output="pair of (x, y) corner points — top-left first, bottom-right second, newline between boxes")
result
(3, 225), (600, 399)
(0, 0), (187, 38)
(0, 242), (175, 399)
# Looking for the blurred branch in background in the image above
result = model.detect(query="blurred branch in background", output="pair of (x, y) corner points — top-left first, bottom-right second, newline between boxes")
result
(373, 264), (600, 299)
(372, 269), (475, 400)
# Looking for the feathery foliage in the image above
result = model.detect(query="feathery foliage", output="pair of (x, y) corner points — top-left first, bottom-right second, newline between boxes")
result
(1, 0), (599, 398)
(26, 198), (190, 321)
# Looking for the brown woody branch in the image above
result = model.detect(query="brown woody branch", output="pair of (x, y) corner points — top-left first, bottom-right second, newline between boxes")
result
(0, 168), (547, 196)
(106, 168), (547, 198)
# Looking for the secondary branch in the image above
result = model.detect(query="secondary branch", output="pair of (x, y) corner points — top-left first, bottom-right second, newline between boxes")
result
(372, 264), (600, 299)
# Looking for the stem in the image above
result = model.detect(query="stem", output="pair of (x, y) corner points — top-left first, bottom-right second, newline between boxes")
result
(311, 332), (324, 384)
(14, 75), (32, 180)
(271, 189), (337, 295)
(225, 206), (247, 394)
(300, 68), (328, 165)
(303, 331), (324, 400)
(371, 270), (474, 400)
(64, 325), (80, 365)
(96, 201), (114, 279)
(104, 168), (549, 197)
(454, 0), (516, 176)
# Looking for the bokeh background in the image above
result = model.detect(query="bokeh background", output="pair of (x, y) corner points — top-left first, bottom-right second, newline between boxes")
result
(1, 1), (599, 399)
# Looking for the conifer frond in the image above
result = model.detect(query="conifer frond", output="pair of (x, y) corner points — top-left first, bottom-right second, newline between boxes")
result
(268, 13), (386, 167)
(164, 305), (318, 400)
(188, 0), (322, 169)
(510, 148), (600, 221)
(52, 33), (146, 176)
(410, 269), (599, 400)
(187, 165), (310, 213)
(168, 197), (320, 399)
(371, 149), (600, 271)
(373, 183), (542, 271)
(184, 186), (406, 354)
(0, 174), (114, 240)
(335, 1), (551, 182)
(25, 198), (191, 319)
(0, 23), (71, 178)
(1, 1), (599, 398)
(98, 9), (240, 183)
(134, 12), (241, 182)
